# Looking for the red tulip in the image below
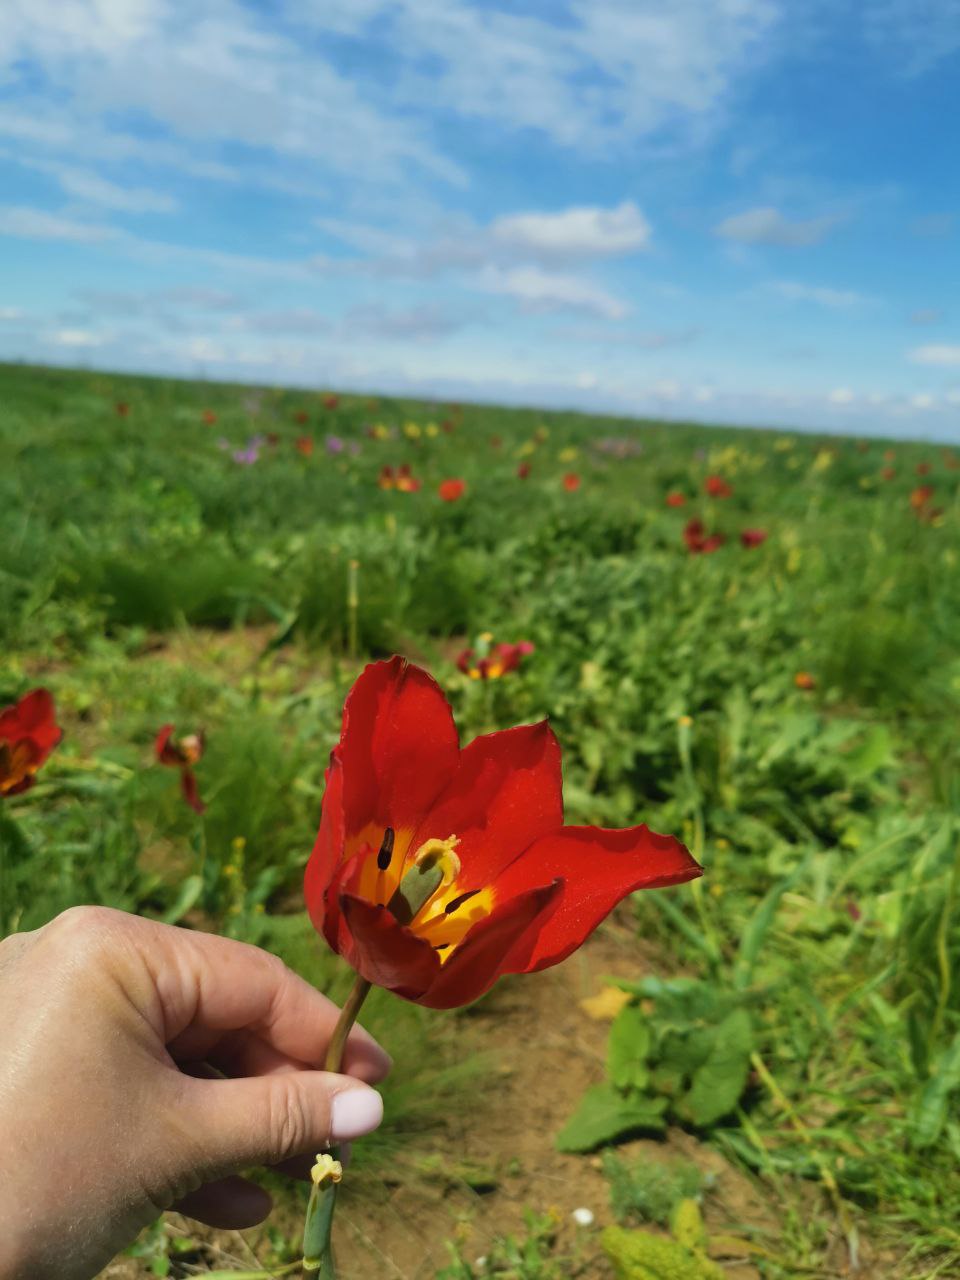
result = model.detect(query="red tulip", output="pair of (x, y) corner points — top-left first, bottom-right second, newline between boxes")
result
(794, 672), (816, 691)
(916, 462), (931, 476)
(562, 473), (581, 492)
(155, 725), (206, 815)
(880, 466), (896, 481)
(304, 659), (699, 1008)
(0, 690), (63, 798)
(704, 475), (732, 498)
(294, 411), (310, 425)
(666, 491), (686, 507)
(201, 410), (217, 426)
(115, 401), (129, 417)
(439, 478), (466, 502)
(910, 484), (935, 511)
(295, 436), (315, 458)
(378, 465), (396, 490)
(323, 394), (340, 411)
(683, 518), (725, 554)
(457, 641), (534, 680)
(740, 528), (768, 548)
(517, 463), (531, 480)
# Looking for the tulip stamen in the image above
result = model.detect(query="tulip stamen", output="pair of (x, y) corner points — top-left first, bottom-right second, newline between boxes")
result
(377, 827), (395, 870)
(444, 888), (481, 916)
(387, 835), (460, 926)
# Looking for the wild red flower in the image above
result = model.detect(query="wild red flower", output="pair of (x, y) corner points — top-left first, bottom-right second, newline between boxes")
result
(295, 436), (315, 458)
(439, 478), (466, 502)
(517, 463), (531, 480)
(880, 466), (896, 481)
(704, 475), (732, 498)
(562, 473), (581, 492)
(457, 641), (534, 681)
(943, 451), (959, 471)
(304, 659), (699, 1008)
(378, 465), (396, 490)
(155, 725), (206, 815)
(740, 528), (768, 548)
(115, 401), (129, 417)
(201, 410), (217, 426)
(916, 462), (931, 476)
(683, 518), (724, 554)
(666, 491), (686, 507)
(441, 419), (456, 434)
(883, 448), (896, 462)
(0, 690), (63, 798)
(910, 484), (935, 511)
(294, 411), (310, 425)
(323, 395), (340, 411)
(396, 473), (422, 493)
(794, 672), (816, 691)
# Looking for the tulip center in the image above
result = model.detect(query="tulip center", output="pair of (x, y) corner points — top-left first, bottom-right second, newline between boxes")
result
(360, 827), (493, 961)
(0, 741), (36, 794)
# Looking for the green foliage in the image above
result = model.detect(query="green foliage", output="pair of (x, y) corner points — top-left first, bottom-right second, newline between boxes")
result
(603, 1152), (706, 1227)
(435, 1211), (571, 1280)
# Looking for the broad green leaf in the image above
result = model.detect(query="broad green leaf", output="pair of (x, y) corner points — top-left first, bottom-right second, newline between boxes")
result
(159, 874), (203, 925)
(679, 1009), (753, 1127)
(910, 1031), (960, 1149)
(556, 1084), (666, 1152)
(608, 1004), (651, 1090)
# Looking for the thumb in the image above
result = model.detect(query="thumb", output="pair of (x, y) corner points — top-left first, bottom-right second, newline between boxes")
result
(178, 1070), (383, 1175)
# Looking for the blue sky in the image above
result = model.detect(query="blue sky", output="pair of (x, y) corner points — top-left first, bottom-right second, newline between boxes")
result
(1, 0), (959, 438)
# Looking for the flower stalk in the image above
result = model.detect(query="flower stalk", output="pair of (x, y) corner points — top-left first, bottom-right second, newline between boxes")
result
(300, 973), (372, 1279)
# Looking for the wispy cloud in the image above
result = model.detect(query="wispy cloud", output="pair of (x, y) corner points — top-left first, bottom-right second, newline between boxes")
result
(715, 206), (840, 247)
(490, 202), (652, 258)
(476, 265), (628, 320)
(772, 280), (871, 308)
(909, 344), (960, 366)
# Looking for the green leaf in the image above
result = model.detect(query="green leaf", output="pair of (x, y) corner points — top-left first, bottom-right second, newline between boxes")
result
(556, 1084), (666, 1152)
(678, 1009), (753, 1127)
(608, 1005), (651, 1090)
(159, 874), (203, 925)
(910, 1031), (960, 1149)
(733, 875), (794, 990)
(844, 724), (893, 779)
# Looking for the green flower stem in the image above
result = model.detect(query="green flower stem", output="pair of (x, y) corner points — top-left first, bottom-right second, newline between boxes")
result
(300, 973), (372, 1279)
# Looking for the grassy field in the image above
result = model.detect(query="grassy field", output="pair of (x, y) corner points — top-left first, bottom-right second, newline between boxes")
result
(3, 360), (960, 1279)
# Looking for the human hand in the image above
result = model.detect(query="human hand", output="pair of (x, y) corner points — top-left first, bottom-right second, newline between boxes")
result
(0, 907), (390, 1280)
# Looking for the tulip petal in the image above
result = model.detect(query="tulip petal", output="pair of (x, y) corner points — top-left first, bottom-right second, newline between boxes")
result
(493, 825), (701, 972)
(410, 721), (563, 886)
(418, 880), (563, 1009)
(180, 768), (206, 815)
(0, 689), (62, 759)
(305, 753), (345, 934)
(339, 658), (459, 839)
(338, 893), (442, 999)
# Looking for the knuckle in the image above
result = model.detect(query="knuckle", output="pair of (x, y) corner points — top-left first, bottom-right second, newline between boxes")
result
(267, 1076), (315, 1162)
(45, 905), (127, 961)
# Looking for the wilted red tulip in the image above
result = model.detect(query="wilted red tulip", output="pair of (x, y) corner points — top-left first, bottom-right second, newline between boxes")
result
(155, 725), (206, 815)
(794, 672), (816, 691)
(304, 659), (699, 1008)
(457, 641), (534, 681)
(740, 528), (768, 548)
(439, 478), (466, 502)
(201, 410), (217, 426)
(517, 463), (531, 480)
(296, 436), (315, 458)
(294, 410), (310, 425)
(704, 475), (732, 498)
(0, 689), (63, 798)
(666, 491), (687, 507)
(683, 518), (724, 554)
(562, 473), (581, 492)
(323, 394), (340, 411)
(115, 401), (129, 417)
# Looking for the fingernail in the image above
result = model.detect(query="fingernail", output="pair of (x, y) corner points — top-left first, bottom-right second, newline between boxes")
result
(331, 1087), (383, 1141)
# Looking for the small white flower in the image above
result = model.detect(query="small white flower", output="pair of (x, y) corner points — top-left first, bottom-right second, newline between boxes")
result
(571, 1207), (595, 1227)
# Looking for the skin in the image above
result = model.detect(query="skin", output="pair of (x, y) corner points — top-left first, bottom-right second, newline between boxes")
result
(0, 907), (391, 1280)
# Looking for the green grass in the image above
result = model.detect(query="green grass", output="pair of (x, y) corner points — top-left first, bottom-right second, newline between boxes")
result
(3, 361), (960, 1278)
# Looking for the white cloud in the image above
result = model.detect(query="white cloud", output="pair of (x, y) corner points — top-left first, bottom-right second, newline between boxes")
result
(773, 280), (869, 308)
(0, 306), (24, 321)
(477, 265), (628, 320)
(911, 392), (936, 409)
(49, 328), (104, 347)
(715, 205), (838, 247)
(54, 166), (177, 214)
(491, 202), (651, 258)
(828, 387), (855, 404)
(909, 344), (960, 366)
(0, 205), (118, 242)
(909, 308), (943, 325)
(864, 0), (960, 75)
